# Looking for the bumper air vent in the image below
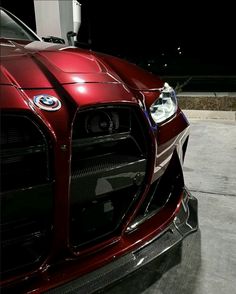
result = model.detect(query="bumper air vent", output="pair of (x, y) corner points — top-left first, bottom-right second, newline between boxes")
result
(127, 150), (185, 232)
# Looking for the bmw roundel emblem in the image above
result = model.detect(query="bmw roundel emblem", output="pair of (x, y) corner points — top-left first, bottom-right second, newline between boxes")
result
(33, 95), (61, 111)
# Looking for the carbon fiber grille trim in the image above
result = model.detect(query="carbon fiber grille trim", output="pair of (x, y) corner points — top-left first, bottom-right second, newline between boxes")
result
(71, 155), (146, 178)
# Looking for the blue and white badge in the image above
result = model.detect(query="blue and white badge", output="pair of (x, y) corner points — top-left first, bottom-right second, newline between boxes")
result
(33, 95), (61, 111)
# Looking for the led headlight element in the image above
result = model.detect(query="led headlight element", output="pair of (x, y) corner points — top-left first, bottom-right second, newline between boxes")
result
(150, 82), (177, 123)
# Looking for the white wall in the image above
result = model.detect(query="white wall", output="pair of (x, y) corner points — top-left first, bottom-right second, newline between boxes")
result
(33, 0), (81, 44)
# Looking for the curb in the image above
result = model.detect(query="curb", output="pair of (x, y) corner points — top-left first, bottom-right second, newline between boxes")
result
(182, 110), (236, 121)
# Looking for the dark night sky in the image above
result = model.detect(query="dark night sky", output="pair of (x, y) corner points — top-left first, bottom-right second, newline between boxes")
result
(78, 1), (232, 52)
(78, 0), (235, 74)
(1, 0), (235, 75)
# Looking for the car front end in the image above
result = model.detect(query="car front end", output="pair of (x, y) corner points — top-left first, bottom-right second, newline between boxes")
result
(0, 7), (198, 293)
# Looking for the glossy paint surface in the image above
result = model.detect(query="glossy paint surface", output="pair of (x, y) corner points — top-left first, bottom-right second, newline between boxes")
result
(0, 40), (163, 90)
(0, 33), (191, 293)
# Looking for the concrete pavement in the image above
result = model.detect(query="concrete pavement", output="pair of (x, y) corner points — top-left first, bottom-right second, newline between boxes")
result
(145, 119), (236, 294)
(183, 110), (236, 121)
(184, 119), (236, 196)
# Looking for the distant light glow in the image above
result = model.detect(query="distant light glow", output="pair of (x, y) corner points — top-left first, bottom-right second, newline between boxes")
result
(177, 46), (181, 50)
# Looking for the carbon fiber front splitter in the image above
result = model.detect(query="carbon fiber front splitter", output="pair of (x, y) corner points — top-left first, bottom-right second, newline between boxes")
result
(47, 188), (198, 294)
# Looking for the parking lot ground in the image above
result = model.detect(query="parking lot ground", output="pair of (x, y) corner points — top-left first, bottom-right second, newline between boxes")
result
(103, 119), (236, 294)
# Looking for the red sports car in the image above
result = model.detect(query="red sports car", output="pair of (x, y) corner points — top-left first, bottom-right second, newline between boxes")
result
(0, 7), (198, 293)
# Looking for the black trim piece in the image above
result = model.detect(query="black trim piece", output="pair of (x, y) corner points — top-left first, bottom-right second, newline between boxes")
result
(72, 132), (130, 148)
(0, 144), (46, 158)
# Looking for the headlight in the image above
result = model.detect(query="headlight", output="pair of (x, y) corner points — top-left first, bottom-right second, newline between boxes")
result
(150, 82), (177, 123)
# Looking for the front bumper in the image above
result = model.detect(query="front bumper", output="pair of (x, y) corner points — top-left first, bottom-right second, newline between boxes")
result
(47, 188), (198, 294)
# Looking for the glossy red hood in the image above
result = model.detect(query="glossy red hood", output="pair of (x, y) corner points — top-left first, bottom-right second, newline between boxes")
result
(0, 41), (163, 90)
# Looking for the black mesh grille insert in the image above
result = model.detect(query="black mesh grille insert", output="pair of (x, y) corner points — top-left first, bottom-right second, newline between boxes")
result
(0, 115), (50, 191)
(70, 106), (149, 248)
(0, 114), (53, 278)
